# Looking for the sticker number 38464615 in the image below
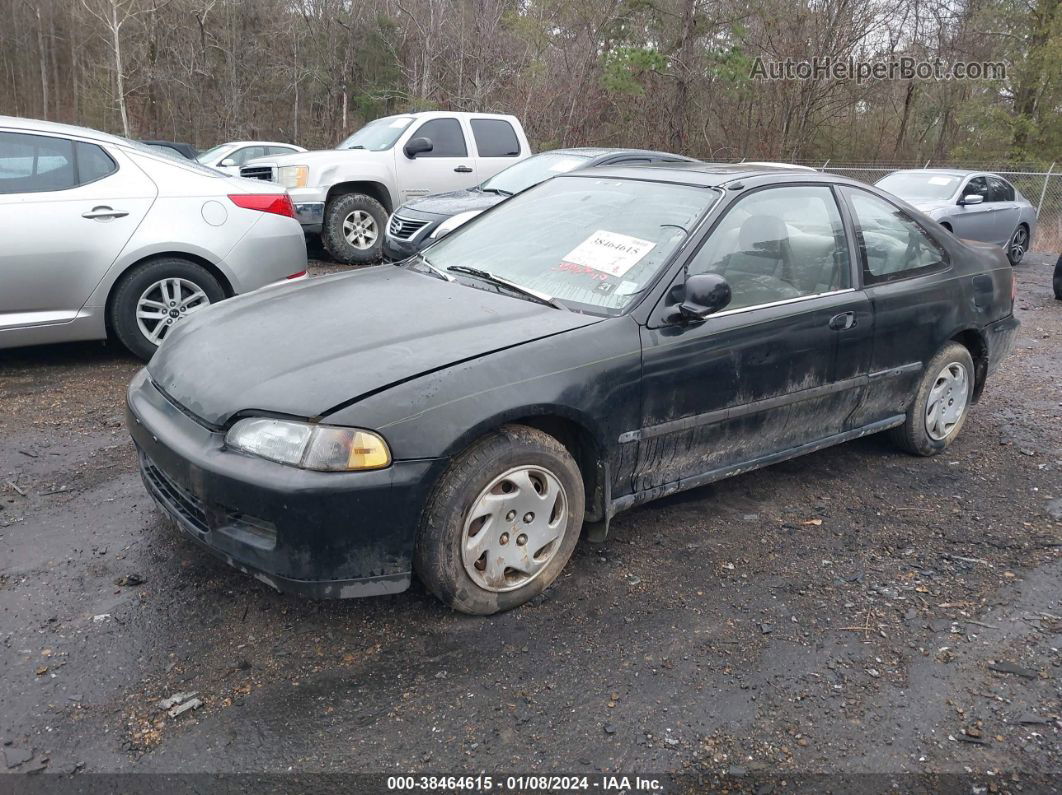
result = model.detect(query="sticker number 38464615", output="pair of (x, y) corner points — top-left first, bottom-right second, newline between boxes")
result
(561, 230), (655, 279)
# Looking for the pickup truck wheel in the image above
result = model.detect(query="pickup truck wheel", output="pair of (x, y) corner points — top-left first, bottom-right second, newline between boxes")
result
(322, 193), (387, 264)
(110, 257), (224, 361)
(415, 425), (585, 615)
(889, 342), (974, 456)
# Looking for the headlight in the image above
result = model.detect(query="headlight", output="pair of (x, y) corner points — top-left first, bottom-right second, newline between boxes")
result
(225, 418), (391, 471)
(278, 165), (309, 189)
(430, 210), (483, 239)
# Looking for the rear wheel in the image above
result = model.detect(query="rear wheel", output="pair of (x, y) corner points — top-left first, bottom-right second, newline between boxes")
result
(415, 425), (585, 615)
(889, 342), (974, 456)
(321, 192), (387, 264)
(110, 257), (224, 360)
(1007, 224), (1028, 266)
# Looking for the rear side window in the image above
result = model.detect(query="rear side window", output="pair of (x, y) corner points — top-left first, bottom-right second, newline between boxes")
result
(0, 132), (78, 193)
(75, 142), (117, 184)
(470, 119), (521, 157)
(988, 176), (1014, 202)
(412, 118), (467, 157)
(844, 188), (947, 284)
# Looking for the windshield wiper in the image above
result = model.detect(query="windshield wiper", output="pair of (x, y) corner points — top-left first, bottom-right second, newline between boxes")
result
(408, 252), (452, 281)
(446, 266), (563, 309)
(345, 145), (365, 150)
(480, 187), (513, 196)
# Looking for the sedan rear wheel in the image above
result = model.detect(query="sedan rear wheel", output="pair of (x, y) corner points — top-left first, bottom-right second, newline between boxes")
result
(111, 257), (225, 360)
(1007, 225), (1028, 266)
(890, 342), (975, 456)
(415, 425), (585, 615)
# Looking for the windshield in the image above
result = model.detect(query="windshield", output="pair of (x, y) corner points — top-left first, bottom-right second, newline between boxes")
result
(877, 172), (962, 202)
(422, 176), (719, 314)
(337, 116), (414, 151)
(480, 152), (593, 195)
(196, 144), (230, 163)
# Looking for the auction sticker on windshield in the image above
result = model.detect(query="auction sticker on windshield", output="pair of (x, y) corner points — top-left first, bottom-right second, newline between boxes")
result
(561, 230), (655, 278)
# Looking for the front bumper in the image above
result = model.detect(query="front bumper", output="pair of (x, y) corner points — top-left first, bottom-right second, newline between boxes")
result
(126, 369), (440, 598)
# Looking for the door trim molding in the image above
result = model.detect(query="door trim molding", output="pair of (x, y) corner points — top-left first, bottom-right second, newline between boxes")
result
(618, 361), (921, 443)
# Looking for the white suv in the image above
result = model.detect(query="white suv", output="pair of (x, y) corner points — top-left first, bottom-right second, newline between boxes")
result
(241, 111), (530, 263)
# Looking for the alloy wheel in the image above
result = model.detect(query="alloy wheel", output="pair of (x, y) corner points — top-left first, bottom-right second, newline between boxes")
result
(135, 277), (210, 345)
(1009, 227), (1027, 262)
(342, 210), (378, 250)
(924, 361), (969, 441)
(461, 465), (569, 592)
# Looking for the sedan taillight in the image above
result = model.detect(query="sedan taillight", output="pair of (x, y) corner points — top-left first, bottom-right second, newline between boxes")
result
(228, 194), (296, 219)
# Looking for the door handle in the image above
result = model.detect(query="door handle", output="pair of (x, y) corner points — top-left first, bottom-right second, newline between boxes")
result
(453, 166), (473, 173)
(828, 311), (856, 331)
(82, 206), (129, 220)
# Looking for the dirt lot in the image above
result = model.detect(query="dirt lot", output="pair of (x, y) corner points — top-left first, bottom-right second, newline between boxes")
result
(0, 255), (1059, 789)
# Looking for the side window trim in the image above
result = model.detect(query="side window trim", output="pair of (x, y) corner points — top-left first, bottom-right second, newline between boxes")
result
(839, 186), (950, 286)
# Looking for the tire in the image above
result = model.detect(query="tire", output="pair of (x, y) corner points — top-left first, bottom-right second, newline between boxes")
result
(889, 342), (975, 456)
(110, 257), (225, 361)
(321, 193), (387, 264)
(1007, 224), (1029, 266)
(414, 425), (585, 615)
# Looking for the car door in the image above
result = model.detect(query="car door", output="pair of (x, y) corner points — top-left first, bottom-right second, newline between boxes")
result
(950, 176), (995, 243)
(634, 184), (871, 493)
(394, 117), (478, 201)
(0, 131), (156, 331)
(838, 187), (955, 427)
(987, 176), (1020, 244)
(469, 118), (523, 181)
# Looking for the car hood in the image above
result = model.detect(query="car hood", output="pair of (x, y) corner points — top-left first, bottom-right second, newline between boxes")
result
(400, 188), (503, 218)
(148, 266), (602, 426)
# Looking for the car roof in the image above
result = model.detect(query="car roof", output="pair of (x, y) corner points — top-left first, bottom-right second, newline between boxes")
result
(0, 115), (133, 147)
(571, 160), (840, 187)
(214, 141), (303, 148)
(887, 168), (977, 178)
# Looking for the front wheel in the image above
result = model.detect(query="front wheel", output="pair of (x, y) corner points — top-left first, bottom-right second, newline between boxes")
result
(889, 342), (975, 456)
(1007, 225), (1028, 266)
(110, 257), (224, 360)
(321, 193), (387, 264)
(415, 425), (585, 615)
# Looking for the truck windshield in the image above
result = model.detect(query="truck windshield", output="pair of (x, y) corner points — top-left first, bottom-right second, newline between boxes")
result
(423, 176), (719, 315)
(337, 117), (414, 151)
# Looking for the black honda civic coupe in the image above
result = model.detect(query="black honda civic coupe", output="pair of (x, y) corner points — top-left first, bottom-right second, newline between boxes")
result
(127, 163), (1019, 614)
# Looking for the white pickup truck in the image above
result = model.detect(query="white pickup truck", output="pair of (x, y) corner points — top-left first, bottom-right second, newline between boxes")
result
(240, 111), (530, 263)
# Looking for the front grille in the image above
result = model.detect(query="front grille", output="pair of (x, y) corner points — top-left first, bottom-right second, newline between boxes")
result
(240, 165), (277, 182)
(140, 455), (209, 534)
(388, 214), (430, 240)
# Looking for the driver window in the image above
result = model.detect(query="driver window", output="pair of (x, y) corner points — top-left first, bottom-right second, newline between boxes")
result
(410, 118), (467, 158)
(687, 185), (851, 311)
(964, 177), (990, 201)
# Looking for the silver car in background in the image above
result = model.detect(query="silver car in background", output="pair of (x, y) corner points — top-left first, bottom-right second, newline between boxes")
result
(875, 169), (1036, 265)
(0, 116), (308, 360)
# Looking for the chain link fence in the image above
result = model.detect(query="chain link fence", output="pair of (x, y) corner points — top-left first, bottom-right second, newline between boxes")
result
(737, 159), (1061, 254)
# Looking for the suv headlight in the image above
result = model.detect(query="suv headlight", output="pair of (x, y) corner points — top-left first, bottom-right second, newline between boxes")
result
(278, 165), (309, 189)
(225, 418), (391, 471)
(430, 210), (483, 239)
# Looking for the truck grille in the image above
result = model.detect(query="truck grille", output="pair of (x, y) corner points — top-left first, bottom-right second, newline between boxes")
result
(240, 165), (277, 182)
(388, 214), (431, 241)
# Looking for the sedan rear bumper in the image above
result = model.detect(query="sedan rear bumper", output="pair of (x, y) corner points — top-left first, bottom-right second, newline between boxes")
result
(126, 369), (439, 598)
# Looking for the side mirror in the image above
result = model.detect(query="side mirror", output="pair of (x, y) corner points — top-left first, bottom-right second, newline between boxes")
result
(960, 194), (984, 206)
(404, 137), (434, 159)
(667, 273), (732, 324)
(219, 157), (236, 167)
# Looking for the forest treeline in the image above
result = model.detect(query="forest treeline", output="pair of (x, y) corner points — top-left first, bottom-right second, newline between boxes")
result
(1, 0), (1059, 164)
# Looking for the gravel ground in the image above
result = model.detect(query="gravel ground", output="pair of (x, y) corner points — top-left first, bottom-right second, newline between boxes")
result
(0, 254), (1058, 789)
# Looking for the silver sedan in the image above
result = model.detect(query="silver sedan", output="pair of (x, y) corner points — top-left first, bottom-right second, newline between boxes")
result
(0, 116), (308, 360)
(875, 169), (1037, 265)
